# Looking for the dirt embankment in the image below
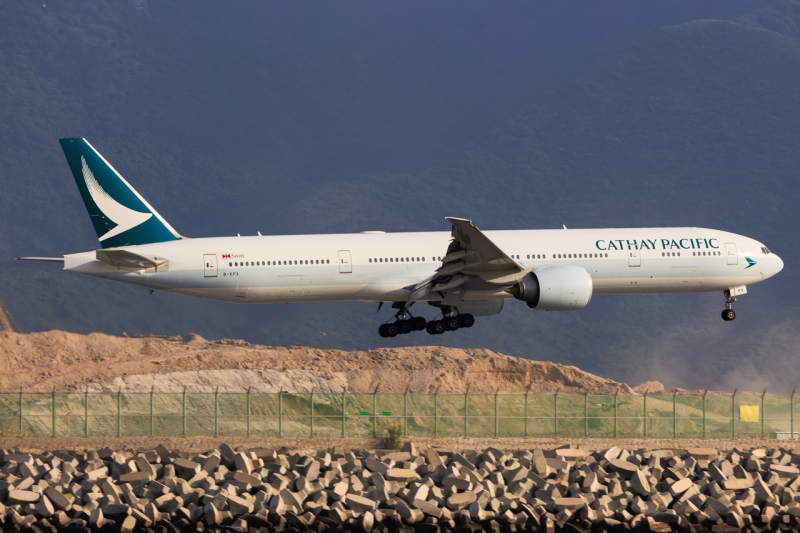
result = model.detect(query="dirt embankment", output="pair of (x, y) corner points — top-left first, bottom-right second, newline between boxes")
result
(0, 331), (644, 394)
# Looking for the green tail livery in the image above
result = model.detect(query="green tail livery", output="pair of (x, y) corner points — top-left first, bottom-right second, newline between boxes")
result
(59, 138), (183, 248)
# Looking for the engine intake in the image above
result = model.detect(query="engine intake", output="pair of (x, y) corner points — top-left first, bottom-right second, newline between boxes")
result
(510, 265), (593, 311)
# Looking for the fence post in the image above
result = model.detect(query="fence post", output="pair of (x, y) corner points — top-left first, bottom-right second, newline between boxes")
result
(372, 390), (377, 438)
(555, 390), (559, 438)
(404, 391), (408, 438)
(183, 387), (187, 437)
(214, 387), (219, 438)
(524, 392), (528, 438)
(434, 392), (438, 438)
(278, 391), (283, 438)
(84, 389), (88, 437)
(117, 388), (122, 438)
(732, 389), (737, 439)
(310, 390), (314, 437)
(495, 390), (499, 438)
(51, 389), (56, 438)
(792, 388), (796, 439)
(342, 389), (346, 437)
(613, 390), (618, 438)
(150, 387), (154, 437)
(761, 388), (767, 439)
(19, 390), (22, 437)
(584, 393), (588, 438)
(247, 387), (251, 438)
(643, 391), (647, 439)
(672, 390), (677, 438)
(703, 389), (708, 438)
(464, 392), (468, 437)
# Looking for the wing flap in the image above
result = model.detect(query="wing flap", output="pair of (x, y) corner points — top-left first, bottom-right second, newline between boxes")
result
(96, 249), (169, 272)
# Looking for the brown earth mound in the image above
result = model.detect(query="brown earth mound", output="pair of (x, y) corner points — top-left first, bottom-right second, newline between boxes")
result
(0, 331), (643, 394)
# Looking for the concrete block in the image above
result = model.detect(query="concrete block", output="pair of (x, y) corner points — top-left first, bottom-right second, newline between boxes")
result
(227, 494), (254, 515)
(608, 459), (638, 477)
(630, 470), (651, 495)
(668, 477), (694, 496)
(9, 490), (40, 504)
(172, 458), (201, 476)
(446, 491), (477, 510)
(414, 498), (442, 518)
(119, 471), (151, 485)
(554, 498), (585, 512)
(386, 468), (420, 482)
(345, 494), (377, 512)
(41, 487), (69, 510)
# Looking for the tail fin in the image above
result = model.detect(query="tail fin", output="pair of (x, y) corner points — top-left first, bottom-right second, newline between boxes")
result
(59, 138), (183, 248)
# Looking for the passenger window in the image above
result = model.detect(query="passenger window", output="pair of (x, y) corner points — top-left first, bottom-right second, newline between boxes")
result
(326, 259), (329, 264)
(229, 262), (232, 267)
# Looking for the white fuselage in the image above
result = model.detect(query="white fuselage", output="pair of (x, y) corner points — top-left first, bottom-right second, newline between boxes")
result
(62, 227), (783, 305)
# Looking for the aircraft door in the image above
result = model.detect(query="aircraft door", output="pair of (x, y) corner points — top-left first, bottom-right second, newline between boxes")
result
(725, 242), (738, 265)
(338, 250), (352, 273)
(203, 254), (217, 277)
(627, 250), (641, 267)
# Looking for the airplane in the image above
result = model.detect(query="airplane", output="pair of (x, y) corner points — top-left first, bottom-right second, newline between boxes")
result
(18, 138), (784, 337)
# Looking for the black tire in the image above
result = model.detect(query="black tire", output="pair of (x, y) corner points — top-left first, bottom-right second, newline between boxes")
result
(426, 322), (437, 335)
(379, 324), (389, 338)
(444, 316), (460, 331)
(459, 314), (475, 328)
(433, 320), (446, 335)
(398, 320), (413, 335)
(722, 309), (736, 321)
(386, 323), (398, 337)
(413, 316), (427, 331)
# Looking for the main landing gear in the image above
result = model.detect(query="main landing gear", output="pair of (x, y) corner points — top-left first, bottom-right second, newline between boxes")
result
(378, 312), (475, 337)
(721, 290), (737, 321)
(378, 315), (427, 338)
(425, 313), (475, 335)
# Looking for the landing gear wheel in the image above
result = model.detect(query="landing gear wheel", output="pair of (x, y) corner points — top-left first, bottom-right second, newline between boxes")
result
(412, 316), (427, 331)
(397, 320), (413, 335)
(444, 316), (461, 331)
(427, 320), (445, 335)
(721, 309), (736, 321)
(385, 323), (398, 337)
(379, 324), (389, 338)
(458, 314), (475, 328)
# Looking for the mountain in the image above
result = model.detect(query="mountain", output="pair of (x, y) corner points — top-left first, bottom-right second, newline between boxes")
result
(1, 0), (795, 392)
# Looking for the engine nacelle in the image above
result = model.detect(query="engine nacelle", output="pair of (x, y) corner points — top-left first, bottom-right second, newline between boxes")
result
(509, 265), (593, 311)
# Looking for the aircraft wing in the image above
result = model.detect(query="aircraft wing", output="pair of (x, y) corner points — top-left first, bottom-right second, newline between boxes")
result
(407, 218), (525, 305)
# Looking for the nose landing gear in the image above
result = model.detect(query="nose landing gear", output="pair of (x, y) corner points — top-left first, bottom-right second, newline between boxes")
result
(722, 290), (737, 321)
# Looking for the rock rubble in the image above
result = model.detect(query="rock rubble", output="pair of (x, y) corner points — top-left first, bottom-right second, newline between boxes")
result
(1, 443), (800, 532)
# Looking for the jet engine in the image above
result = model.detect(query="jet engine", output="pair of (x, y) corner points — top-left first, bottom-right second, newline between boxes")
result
(508, 265), (593, 311)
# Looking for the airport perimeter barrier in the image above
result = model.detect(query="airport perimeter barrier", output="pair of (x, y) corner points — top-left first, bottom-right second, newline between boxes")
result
(0, 391), (798, 440)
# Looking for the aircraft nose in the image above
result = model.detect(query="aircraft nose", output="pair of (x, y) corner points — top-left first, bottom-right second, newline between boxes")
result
(773, 254), (784, 276)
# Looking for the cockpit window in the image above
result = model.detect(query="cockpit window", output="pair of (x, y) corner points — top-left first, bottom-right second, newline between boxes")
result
(761, 247), (771, 254)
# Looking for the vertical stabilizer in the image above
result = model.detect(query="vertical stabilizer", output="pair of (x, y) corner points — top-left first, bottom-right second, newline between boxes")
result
(59, 138), (183, 248)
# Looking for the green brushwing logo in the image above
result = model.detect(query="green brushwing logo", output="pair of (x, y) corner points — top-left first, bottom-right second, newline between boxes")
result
(745, 257), (757, 269)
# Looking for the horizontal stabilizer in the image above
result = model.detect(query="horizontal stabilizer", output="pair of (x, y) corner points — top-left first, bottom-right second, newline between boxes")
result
(16, 257), (64, 263)
(96, 249), (169, 271)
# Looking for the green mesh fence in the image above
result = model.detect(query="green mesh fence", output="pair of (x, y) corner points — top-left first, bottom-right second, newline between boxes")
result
(0, 391), (796, 439)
